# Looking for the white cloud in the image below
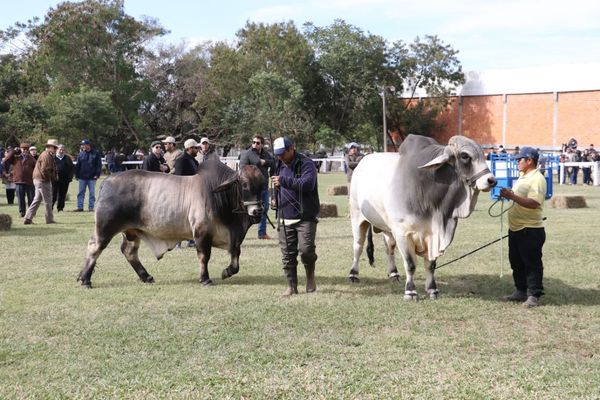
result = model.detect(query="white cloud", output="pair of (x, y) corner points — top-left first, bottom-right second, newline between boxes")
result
(245, 4), (304, 23)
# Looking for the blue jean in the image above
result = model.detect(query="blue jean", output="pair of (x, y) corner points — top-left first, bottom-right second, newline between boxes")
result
(77, 179), (97, 210)
(258, 189), (269, 237)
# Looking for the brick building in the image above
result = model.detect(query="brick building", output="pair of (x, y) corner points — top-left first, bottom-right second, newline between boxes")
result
(403, 64), (600, 150)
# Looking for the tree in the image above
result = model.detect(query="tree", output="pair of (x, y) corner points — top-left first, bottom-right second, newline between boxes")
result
(385, 35), (465, 141)
(44, 86), (118, 151)
(197, 21), (323, 148)
(304, 20), (388, 151)
(11, 0), (166, 149)
(140, 44), (209, 140)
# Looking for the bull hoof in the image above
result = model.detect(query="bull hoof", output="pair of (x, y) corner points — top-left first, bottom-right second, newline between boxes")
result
(80, 281), (92, 289)
(201, 279), (213, 286)
(348, 275), (360, 283)
(145, 276), (155, 284)
(428, 290), (439, 300)
(403, 291), (418, 301)
(221, 270), (231, 280)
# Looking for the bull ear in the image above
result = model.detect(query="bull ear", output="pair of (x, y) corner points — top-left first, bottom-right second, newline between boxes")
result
(418, 144), (455, 170)
(214, 175), (239, 193)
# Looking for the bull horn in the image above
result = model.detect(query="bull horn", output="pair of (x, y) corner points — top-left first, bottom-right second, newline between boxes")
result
(418, 145), (454, 170)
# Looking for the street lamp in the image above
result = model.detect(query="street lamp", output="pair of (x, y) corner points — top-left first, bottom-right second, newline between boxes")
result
(380, 86), (395, 152)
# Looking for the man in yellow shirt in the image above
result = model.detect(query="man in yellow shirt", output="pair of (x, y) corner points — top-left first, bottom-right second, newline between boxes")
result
(499, 147), (546, 308)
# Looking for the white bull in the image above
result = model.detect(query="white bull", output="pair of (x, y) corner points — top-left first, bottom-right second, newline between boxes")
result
(348, 135), (497, 299)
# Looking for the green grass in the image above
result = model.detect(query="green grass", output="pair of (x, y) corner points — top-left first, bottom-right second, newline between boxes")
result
(1, 173), (600, 399)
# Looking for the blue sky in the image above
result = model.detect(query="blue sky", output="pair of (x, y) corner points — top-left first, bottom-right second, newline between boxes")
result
(2, 0), (600, 72)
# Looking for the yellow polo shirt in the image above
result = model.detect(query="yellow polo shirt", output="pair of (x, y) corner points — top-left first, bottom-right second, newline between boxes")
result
(508, 168), (546, 231)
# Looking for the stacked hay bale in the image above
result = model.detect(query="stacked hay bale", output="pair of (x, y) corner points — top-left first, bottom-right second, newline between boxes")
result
(0, 213), (12, 231)
(320, 203), (338, 218)
(327, 185), (348, 196)
(548, 195), (587, 209)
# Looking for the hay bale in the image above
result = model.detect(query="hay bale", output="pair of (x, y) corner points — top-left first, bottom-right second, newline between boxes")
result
(327, 185), (348, 196)
(549, 195), (587, 209)
(320, 203), (338, 218)
(0, 213), (12, 231)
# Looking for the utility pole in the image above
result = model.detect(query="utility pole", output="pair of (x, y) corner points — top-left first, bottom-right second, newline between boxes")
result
(382, 88), (387, 152)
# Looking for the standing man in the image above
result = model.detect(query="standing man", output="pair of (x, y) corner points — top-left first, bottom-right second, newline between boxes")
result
(52, 144), (74, 212)
(24, 139), (59, 224)
(239, 135), (275, 239)
(12, 143), (36, 217)
(271, 136), (320, 297)
(74, 139), (102, 212)
(29, 146), (39, 160)
(174, 139), (200, 176)
(344, 142), (364, 189)
(175, 139), (200, 248)
(500, 147), (547, 308)
(196, 137), (220, 164)
(142, 141), (170, 173)
(162, 136), (182, 174)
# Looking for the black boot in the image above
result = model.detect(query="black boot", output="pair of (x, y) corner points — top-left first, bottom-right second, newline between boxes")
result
(282, 269), (298, 297)
(305, 264), (316, 293)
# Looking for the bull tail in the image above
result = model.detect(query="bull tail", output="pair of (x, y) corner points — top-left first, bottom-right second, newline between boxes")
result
(366, 224), (375, 267)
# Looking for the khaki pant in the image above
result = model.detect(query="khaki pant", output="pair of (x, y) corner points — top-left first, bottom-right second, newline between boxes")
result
(25, 179), (55, 223)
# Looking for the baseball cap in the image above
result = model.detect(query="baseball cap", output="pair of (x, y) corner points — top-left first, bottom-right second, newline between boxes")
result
(162, 136), (176, 144)
(273, 137), (293, 156)
(200, 137), (210, 144)
(80, 139), (91, 145)
(184, 139), (199, 149)
(150, 140), (163, 148)
(348, 142), (359, 149)
(514, 146), (539, 161)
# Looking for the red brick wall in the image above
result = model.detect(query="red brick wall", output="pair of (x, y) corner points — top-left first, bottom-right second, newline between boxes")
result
(556, 91), (600, 148)
(429, 90), (600, 149)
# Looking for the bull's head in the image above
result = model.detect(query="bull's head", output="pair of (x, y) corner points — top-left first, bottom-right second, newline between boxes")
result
(214, 165), (265, 221)
(417, 136), (497, 192)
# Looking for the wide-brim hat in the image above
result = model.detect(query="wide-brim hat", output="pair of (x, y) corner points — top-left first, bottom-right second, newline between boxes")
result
(46, 139), (59, 148)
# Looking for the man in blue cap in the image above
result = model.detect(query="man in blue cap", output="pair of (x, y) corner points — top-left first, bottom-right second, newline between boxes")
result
(74, 139), (102, 212)
(499, 146), (547, 307)
(271, 136), (320, 297)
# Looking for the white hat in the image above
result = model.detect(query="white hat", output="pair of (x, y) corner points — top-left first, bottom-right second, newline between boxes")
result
(162, 136), (176, 144)
(29, 146), (37, 151)
(200, 137), (210, 144)
(45, 139), (59, 148)
(184, 139), (199, 149)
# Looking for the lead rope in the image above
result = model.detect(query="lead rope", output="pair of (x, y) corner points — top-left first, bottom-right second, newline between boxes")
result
(488, 199), (514, 277)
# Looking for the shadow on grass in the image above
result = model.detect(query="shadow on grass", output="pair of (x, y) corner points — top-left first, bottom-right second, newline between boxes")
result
(77, 271), (600, 307)
(1, 226), (76, 236)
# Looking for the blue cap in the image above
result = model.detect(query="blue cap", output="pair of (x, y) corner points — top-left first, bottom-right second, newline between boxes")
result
(80, 139), (91, 145)
(273, 137), (293, 156)
(514, 146), (539, 160)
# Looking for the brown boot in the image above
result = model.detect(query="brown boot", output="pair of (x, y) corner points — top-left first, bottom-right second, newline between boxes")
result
(282, 278), (298, 297)
(305, 264), (316, 293)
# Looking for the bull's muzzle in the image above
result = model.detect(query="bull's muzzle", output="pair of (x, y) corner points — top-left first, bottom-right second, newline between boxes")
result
(243, 201), (263, 218)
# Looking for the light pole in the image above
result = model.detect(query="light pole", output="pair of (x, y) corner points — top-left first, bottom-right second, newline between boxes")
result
(382, 88), (387, 152)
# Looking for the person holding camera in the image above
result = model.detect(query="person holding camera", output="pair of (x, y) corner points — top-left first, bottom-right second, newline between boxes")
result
(499, 147), (546, 308)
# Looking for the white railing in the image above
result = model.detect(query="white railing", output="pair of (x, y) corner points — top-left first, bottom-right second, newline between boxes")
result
(119, 156), (348, 173)
(559, 162), (600, 186)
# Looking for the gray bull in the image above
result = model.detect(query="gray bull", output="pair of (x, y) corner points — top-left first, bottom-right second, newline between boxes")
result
(78, 161), (264, 288)
(348, 135), (497, 299)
